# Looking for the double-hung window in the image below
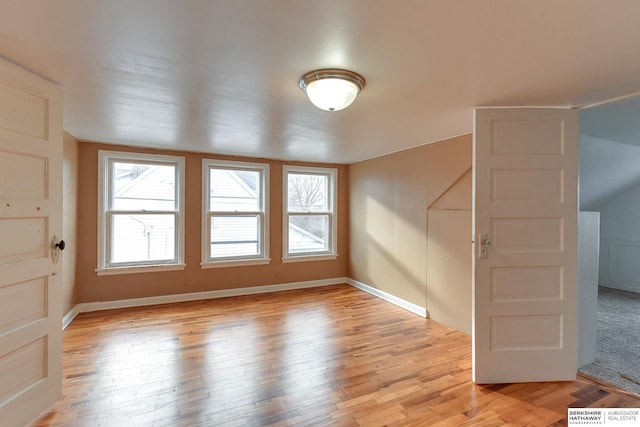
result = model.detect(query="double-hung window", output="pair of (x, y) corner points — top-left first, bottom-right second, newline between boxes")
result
(97, 151), (185, 274)
(283, 165), (337, 262)
(202, 159), (269, 267)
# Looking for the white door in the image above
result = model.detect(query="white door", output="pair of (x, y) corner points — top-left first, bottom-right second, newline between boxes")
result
(473, 108), (578, 383)
(0, 58), (63, 426)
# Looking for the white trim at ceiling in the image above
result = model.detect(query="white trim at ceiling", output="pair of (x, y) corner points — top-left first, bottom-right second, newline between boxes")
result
(579, 89), (640, 110)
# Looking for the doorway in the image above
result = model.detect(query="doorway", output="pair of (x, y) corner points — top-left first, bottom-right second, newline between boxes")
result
(578, 96), (640, 396)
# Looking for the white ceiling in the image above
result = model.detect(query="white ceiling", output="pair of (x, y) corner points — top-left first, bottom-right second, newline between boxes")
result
(3, 1), (640, 164)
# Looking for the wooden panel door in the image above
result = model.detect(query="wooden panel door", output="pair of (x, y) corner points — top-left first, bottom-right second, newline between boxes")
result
(0, 57), (63, 426)
(473, 108), (578, 383)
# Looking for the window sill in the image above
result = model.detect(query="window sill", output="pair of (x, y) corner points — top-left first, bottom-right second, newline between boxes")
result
(96, 263), (186, 276)
(201, 258), (271, 269)
(281, 254), (338, 263)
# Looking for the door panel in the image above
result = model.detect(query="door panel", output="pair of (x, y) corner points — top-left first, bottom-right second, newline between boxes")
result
(0, 151), (47, 198)
(490, 169), (563, 203)
(473, 108), (578, 383)
(490, 315), (562, 350)
(491, 217), (563, 252)
(490, 266), (562, 301)
(0, 57), (62, 427)
(0, 277), (47, 333)
(0, 217), (48, 263)
(0, 79), (48, 138)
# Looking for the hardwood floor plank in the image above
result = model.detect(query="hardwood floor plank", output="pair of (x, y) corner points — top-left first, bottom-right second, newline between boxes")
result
(30, 284), (639, 426)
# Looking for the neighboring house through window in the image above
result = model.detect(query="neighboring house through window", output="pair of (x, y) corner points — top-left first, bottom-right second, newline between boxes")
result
(97, 150), (185, 274)
(283, 165), (337, 262)
(202, 159), (269, 267)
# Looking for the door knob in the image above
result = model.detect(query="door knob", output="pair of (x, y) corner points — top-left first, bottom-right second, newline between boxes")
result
(479, 233), (491, 259)
(51, 236), (65, 264)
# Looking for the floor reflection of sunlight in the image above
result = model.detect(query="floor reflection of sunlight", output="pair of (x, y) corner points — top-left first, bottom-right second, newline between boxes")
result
(199, 304), (339, 423)
(279, 308), (339, 405)
(90, 327), (181, 421)
(201, 317), (268, 423)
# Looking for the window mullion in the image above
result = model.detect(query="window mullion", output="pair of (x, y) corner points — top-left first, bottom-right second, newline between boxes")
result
(111, 210), (178, 215)
(99, 150), (185, 272)
(209, 211), (263, 216)
(283, 166), (337, 259)
(287, 211), (331, 216)
(203, 160), (269, 265)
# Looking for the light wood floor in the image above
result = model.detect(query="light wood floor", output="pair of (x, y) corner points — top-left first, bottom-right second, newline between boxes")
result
(32, 284), (639, 426)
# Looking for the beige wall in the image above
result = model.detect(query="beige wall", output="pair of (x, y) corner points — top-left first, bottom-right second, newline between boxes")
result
(348, 134), (472, 308)
(62, 132), (79, 314)
(76, 142), (348, 303)
(427, 169), (472, 334)
(74, 134), (470, 314)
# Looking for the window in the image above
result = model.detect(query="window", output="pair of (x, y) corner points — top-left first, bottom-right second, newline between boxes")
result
(283, 165), (337, 262)
(97, 151), (185, 274)
(202, 159), (269, 267)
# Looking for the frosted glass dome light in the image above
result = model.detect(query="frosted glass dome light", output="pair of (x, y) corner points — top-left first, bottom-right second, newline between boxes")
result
(299, 69), (366, 111)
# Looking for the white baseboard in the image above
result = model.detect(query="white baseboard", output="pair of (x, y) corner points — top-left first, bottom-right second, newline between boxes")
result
(347, 278), (428, 318)
(599, 283), (640, 294)
(63, 276), (427, 330)
(62, 305), (80, 330)
(74, 277), (349, 314)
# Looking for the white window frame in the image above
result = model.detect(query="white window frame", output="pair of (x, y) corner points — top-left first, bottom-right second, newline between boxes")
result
(283, 165), (338, 263)
(97, 150), (186, 275)
(201, 159), (270, 268)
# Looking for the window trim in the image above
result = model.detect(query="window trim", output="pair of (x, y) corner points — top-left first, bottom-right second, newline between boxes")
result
(282, 165), (338, 262)
(201, 159), (270, 268)
(96, 150), (186, 275)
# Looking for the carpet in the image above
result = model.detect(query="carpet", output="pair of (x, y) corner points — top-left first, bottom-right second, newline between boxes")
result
(579, 286), (640, 396)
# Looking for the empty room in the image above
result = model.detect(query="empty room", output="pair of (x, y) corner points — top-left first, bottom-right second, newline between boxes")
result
(2, 2), (640, 426)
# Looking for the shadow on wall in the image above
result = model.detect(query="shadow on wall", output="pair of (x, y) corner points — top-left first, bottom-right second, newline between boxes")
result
(362, 232), (426, 300)
(349, 134), (472, 310)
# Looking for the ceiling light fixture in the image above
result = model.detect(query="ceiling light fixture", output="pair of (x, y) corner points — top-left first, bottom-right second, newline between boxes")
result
(299, 69), (366, 111)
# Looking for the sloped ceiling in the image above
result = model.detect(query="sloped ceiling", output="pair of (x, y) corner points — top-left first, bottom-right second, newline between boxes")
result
(579, 93), (640, 211)
(579, 134), (640, 211)
(3, 1), (640, 163)
(581, 96), (640, 149)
